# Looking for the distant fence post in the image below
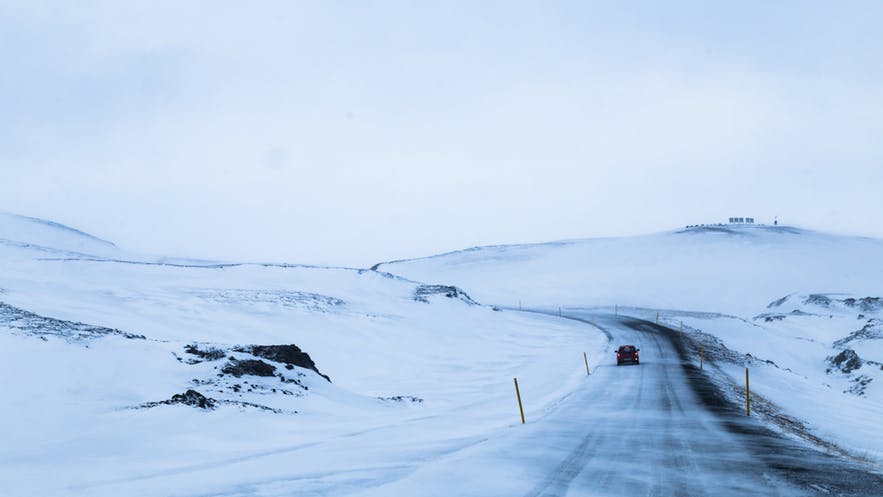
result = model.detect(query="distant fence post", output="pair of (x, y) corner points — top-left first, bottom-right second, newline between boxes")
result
(514, 378), (525, 424)
(584, 352), (590, 376)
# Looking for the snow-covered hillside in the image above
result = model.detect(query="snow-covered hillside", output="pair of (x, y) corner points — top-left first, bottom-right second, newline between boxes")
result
(0, 212), (120, 258)
(379, 223), (883, 464)
(377, 224), (883, 316)
(0, 215), (604, 496)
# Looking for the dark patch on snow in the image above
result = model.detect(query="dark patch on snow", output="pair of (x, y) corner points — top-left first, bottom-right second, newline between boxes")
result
(754, 313), (787, 322)
(234, 344), (330, 381)
(137, 389), (294, 413)
(846, 376), (872, 396)
(833, 319), (883, 348)
(141, 389), (216, 410)
(184, 344), (226, 362)
(222, 359), (277, 378)
(378, 395), (423, 403)
(827, 349), (863, 374)
(0, 301), (145, 342)
(767, 295), (790, 308)
(413, 284), (478, 305)
(842, 297), (883, 313)
(191, 289), (345, 312)
(804, 294), (833, 307)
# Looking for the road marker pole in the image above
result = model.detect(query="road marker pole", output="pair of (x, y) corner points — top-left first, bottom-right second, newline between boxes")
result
(584, 352), (590, 376)
(615, 304), (618, 316)
(519, 300), (522, 311)
(514, 378), (525, 424)
(559, 306), (562, 317)
(656, 311), (659, 324)
(700, 347), (704, 370)
(680, 321), (683, 338)
(746, 368), (751, 416)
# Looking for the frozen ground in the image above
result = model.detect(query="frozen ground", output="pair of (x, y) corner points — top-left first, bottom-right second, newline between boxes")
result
(3, 214), (883, 495)
(380, 224), (883, 470)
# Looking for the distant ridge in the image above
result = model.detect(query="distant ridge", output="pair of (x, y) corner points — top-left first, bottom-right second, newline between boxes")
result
(3, 213), (117, 247)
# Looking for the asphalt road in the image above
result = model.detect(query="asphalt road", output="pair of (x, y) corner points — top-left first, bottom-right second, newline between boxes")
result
(516, 311), (883, 497)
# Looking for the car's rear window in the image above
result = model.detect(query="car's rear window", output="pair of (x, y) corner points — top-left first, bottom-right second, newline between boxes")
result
(620, 346), (635, 352)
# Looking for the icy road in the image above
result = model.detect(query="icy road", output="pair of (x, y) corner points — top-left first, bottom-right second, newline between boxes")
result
(510, 312), (883, 497)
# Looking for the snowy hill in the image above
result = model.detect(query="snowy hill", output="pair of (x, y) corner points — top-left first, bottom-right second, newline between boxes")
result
(0, 215), (601, 496)
(376, 224), (883, 316)
(378, 223), (883, 465)
(0, 212), (120, 258)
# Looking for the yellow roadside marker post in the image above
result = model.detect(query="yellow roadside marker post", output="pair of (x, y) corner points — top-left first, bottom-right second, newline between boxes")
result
(746, 368), (751, 416)
(514, 378), (525, 424)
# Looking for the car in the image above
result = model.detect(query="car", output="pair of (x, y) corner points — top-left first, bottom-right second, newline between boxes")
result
(616, 345), (640, 365)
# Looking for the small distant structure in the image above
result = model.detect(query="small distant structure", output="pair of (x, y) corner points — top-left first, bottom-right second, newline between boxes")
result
(728, 217), (755, 224)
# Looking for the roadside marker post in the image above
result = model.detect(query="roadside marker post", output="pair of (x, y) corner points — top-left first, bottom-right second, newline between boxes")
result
(615, 304), (618, 316)
(514, 378), (525, 424)
(584, 352), (590, 376)
(559, 306), (562, 317)
(746, 368), (751, 416)
(700, 347), (704, 370)
(656, 311), (659, 324)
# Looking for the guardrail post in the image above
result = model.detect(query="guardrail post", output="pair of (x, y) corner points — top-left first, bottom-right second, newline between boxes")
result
(514, 378), (525, 424)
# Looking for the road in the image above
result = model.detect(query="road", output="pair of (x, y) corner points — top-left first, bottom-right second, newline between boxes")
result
(508, 311), (883, 496)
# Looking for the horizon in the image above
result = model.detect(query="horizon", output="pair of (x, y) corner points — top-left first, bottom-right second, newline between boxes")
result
(4, 209), (880, 268)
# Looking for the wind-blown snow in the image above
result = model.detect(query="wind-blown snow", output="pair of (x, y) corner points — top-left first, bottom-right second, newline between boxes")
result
(0, 216), (604, 496)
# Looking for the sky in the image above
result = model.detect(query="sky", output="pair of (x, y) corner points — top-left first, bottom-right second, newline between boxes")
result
(2, 1), (883, 266)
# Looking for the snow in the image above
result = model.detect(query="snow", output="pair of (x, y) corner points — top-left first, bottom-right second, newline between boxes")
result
(3, 217), (882, 495)
(381, 224), (883, 468)
(0, 215), (605, 496)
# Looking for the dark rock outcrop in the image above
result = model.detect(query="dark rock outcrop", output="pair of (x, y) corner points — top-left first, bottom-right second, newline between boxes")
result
(222, 359), (277, 378)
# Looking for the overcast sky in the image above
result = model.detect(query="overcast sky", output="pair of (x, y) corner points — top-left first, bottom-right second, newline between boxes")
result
(2, 1), (882, 266)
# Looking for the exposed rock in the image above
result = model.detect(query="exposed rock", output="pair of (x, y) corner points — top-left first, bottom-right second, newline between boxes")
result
(222, 359), (276, 378)
(379, 395), (423, 403)
(414, 284), (478, 305)
(842, 297), (883, 313)
(827, 349), (863, 374)
(0, 302), (145, 341)
(139, 389), (216, 410)
(833, 319), (883, 348)
(234, 344), (330, 381)
(767, 295), (790, 308)
(184, 344), (226, 362)
(804, 294), (833, 307)
(170, 389), (216, 409)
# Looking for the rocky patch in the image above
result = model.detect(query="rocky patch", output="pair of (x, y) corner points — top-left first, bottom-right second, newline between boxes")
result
(234, 344), (330, 381)
(222, 359), (276, 378)
(414, 284), (478, 305)
(827, 349), (863, 374)
(0, 301), (145, 342)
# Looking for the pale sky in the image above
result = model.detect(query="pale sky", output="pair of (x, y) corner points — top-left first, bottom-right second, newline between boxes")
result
(2, 1), (882, 266)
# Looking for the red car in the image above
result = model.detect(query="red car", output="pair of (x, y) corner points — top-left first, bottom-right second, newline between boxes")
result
(616, 345), (640, 365)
